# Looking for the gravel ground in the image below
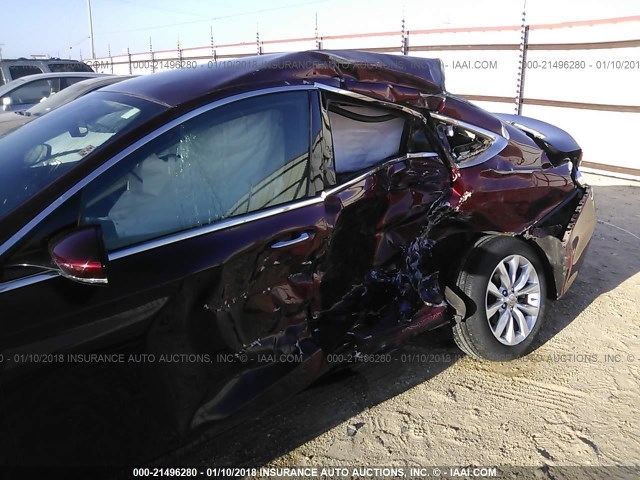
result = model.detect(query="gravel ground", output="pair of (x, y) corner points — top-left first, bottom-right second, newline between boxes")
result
(175, 173), (640, 472)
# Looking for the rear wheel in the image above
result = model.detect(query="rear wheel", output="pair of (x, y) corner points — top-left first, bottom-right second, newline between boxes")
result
(451, 236), (547, 361)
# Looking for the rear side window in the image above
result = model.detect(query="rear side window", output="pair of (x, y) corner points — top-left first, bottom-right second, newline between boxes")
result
(8, 65), (44, 80)
(328, 103), (406, 174)
(432, 118), (494, 165)
(61, 77), (88, 88)
(48, 62), (94, 73)
(8, 78), (60, 104)
(82, 91), (313, 250)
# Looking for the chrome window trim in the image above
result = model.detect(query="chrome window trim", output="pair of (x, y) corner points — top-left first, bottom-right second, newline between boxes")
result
(0, 271), (59, 294)
(59, 273), (109, 285)
(0, 151), (441, 290)
(322, 151), (439, 197)
(317, 83), (508, 169)
(315, 83), (430, 124)
(0, 84), (317, 259)
(0, 80), (444, 286)
(108, 195), (325, 261)
(430, 112), (509, 169)
(111, 151), (440, 261)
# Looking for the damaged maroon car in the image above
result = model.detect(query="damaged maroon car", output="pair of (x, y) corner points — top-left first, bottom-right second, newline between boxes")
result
(0, 51), (595, 464)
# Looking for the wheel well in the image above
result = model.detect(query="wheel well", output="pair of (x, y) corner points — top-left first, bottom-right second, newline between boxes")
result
(522, 237), (559, 299)
(436, 232), (558, 300)
(433, 231), (484, 287)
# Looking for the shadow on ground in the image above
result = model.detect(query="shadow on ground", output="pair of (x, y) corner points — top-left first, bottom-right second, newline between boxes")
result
(164, 329), (459, 467)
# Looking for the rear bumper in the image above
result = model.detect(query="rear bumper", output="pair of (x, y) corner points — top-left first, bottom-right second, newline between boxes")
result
(529, 184), (596, 299)
(558, 184), (596, 296)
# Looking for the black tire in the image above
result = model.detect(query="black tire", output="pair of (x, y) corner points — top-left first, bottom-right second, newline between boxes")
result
(451, 235), (547, 361)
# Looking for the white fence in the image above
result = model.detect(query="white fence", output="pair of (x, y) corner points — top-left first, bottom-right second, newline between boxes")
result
(85, 15), (640, 176)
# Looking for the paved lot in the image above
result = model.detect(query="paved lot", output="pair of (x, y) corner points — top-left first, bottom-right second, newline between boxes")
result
(175, 174), (640, 470)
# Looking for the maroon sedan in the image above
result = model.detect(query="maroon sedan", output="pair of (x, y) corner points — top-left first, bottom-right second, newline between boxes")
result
(0, 50), (595, 464)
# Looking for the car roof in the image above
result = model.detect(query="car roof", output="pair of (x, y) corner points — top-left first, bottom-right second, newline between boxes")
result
(1, 58), (86, 63)
(4, 72), (109, 82)
(101, 50), (446, 108)
(25, 75), (133, 112)
(68, 75), (133, 89)
(42, 75), (131, 100)
(0, 73), (110, 95)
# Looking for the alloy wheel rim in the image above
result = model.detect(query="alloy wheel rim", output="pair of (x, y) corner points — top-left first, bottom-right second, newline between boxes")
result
(485, 254), (541, 346)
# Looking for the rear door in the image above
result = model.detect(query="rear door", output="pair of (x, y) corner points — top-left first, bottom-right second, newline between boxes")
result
(311, 92), (452, 355)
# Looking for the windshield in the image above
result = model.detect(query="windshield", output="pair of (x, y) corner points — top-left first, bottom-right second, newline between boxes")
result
(26, 80), (101, 116)
(0, 91), (166, 220)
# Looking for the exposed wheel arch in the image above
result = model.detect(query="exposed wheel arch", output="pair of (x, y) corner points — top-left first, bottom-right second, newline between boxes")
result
(522, 236), (561, 300)
(446, 234), (549, 360)
(438, 232), (559, 323)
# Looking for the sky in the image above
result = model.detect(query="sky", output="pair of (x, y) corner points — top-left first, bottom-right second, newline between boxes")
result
(0, 0), (638, 60)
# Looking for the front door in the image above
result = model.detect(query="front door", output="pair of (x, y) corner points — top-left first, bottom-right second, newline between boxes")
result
(0, 88), (332, 464)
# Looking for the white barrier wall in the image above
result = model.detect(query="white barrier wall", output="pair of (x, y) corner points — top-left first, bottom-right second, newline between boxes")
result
(85, 17), (640, 173)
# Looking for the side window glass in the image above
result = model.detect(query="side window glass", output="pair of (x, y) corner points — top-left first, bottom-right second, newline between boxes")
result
(1, 193), (82, 282)
(9, 79), (56, 104)
(48, 62), (93, 73)
(8, 65), (44, 80)
(308, 91), (336, 194)
(328, 103), (406, 174)
(61, 77), (85, 88)
(82, 91), (312, 251)
(434, 119), (493, 164)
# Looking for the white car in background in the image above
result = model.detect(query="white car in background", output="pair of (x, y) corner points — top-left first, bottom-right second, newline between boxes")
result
(0, 72), (109, 112)
(0, 75), (131, 137)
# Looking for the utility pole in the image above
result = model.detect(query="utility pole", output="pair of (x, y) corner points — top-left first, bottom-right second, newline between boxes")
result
(515, 0), (528, 114)
(401, 12), (408, 55)
(150, 37), (155, 73)
(87, 0), (96, 59)
(315, 13), (321, 50)
(256, 24), (261, 55)
(210, 25), (216, 63)
(0, 44), (4, 61)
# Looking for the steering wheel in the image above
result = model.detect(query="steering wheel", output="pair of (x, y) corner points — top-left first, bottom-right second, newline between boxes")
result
(23, 144), (52, 165)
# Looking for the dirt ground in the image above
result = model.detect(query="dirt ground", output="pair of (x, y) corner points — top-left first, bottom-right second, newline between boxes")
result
(176, 173), (640, 471)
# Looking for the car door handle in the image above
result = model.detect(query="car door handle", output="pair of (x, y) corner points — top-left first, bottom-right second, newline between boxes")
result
(271, 232), (313, 249)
